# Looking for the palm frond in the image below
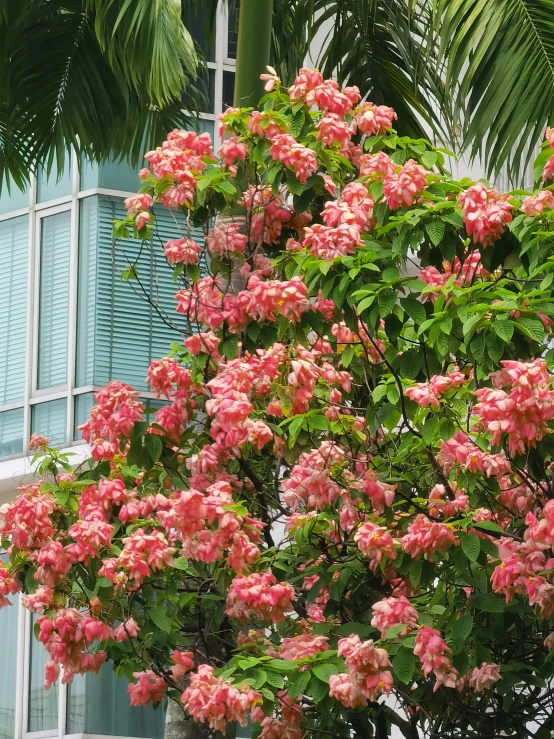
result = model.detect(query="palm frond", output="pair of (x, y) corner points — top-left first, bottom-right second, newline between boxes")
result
(437, 0), (554, 184)
(302, 0), (451, 142)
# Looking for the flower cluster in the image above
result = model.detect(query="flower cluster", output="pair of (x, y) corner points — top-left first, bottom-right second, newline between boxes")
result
(225, 571), (295, 623)
(458, 184), (513, 247)
(182, 664), (262, 733)
(414, 626), (458, 691)
(330, 636), (393, 707)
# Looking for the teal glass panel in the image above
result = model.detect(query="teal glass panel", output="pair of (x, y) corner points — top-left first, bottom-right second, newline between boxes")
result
(97, 155), (145, 194)
(0, 216), (28, 403)
(76, 197), (98, 387)
(0, 183), (29, 215)
(73, 392), (94, 441)
(38, 210), (71, 389)
(66, 664), (165, 738)
(198, 119), (215, 139)
(0, 595), (18, 739)
(80, 155), (99, 192)
(36, 156), (72, 203)
(0, 408), (24, 458)
(227, 0), (239, 58)
(77, 196), (190, 391)
(31, 398), (67, 446)
(28, 615), (58, 732)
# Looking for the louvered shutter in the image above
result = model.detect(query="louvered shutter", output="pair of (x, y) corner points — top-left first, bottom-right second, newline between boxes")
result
(0, 217), (28, 404)
(76, 196), (200, 392)
(37, 211), (71, 389)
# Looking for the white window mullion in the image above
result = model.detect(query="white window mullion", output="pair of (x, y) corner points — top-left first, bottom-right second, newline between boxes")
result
(14, 597), (27, 739)
(66, 151), (80, 444)
(22, 175), (38, 456)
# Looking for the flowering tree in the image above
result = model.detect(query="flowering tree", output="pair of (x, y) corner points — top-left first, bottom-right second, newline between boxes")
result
(6, 67), (554, 739)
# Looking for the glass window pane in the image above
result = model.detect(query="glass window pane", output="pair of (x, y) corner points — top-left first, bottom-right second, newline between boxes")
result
(0, 408), (24, 458)
(227, 0), (239, 59)
(188, 6), (215, 62)
(223, 71), (236, 111)
(0, 216), (28, 404)
(66, 664), (165, 738)
(0, 595), (18, 739)
(32, 398), (67, 446)
(0, 183), (29, 215)
(73, 392), (94, 441)
(78, 196), (189, 391)
(38, 210), (71, 389)
(37, 156), (72, 203)
(76, 198), (98, 387)
(79, 155), (99, 192)
(28, 615), (58, 732)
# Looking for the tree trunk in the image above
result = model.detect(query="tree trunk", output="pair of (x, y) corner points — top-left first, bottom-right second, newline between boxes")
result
(164, 699), (238, 739)
(233, 0), (274, 108)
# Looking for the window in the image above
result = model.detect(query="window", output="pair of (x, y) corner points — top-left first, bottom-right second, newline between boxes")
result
(0, 595), (18, 739)
(37, 210), (71, 390)
(0, 216), (28, 405)
(28, 616), (58, 733)
(0, 4), (235, 463)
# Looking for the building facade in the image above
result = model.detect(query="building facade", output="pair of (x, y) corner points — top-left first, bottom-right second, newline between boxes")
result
(0, 6), (244, 739)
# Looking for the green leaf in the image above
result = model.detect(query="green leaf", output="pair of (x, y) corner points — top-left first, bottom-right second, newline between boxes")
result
(400, 297), (426, 325)
(148, 604), (174, 633)
(493, 320), (514, 343)
(422, 416), (440, 445)
(245, 668), (268, 690)
(399, 349), (423, 379)
(378, 289), (397, 316)
(265, 671), (285, 688)
(372, 384), (388, 403)
(470, 331), (487, 364)
(144, 433), (163, 462)
(470, 593), (505, 613)
(312, 663), (340, 683)
(172, 557), (189, 571)
(306, 675), (329, 703)
(517, 317), (545, 344)
(461, 533), (481, 562)
(266, 659), (298, 672)
(472, 521), (503, 534)
(426, 220), (445, 246)
(287, 670), (311, 699)
(409, 559), (423, 588)
(392, 647), (416, 684)
(451, 613), (473, 647)
(421, 151), (439, 169)
(220, 334), (239, 360)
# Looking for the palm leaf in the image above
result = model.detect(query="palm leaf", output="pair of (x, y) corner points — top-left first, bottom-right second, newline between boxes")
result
(298, 0), (450, 142)
(437, 0), (554, 184)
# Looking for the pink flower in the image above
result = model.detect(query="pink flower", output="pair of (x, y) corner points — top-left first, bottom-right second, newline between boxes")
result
(359, 152), (396, 178)
(414, 626), (458, 691)
(355, 102), (397, 135)
(354, 522), (397, 571)
(458, 183), (513, 247)
(401, 515), (458, 559)
(206, 224), (248, 257)
(269, 134), (318, 184)
(260, 65), (279, 92)
(44, 661), (60, 690)
(128, 671), (167, 706)
(182, 664), (261, 733)
(329, 674), (369, 708)
(521, 190), (554, 216)
(371, 596), (419, 638)
(170, 650), (195, 680)
(164, 238), (202, 265)
(226, 571), (294, 623)
(383, 160), (429, 209)
(468, 663), (501, 692)
(316, 114), (353, 148)
(218, 136), (248, 166)
(279, 634), (329, 662)
(114, 618), (140, 642)
(0, 565), (21, 608)
(29, 433), (51, 449)
(135, 211), (151, 230)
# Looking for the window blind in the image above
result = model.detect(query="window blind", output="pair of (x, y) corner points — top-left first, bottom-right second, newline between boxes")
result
(0, 408), (24, 457)
(0, 216), (28, 404)
(77, 196), (199, 392)
(31, 398), (67, 446)
(37, 210), (71, 389)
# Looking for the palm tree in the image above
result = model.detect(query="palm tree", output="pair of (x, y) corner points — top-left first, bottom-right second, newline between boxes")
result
(283, 0), (554, 184)
(0, 0), (213, 190)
